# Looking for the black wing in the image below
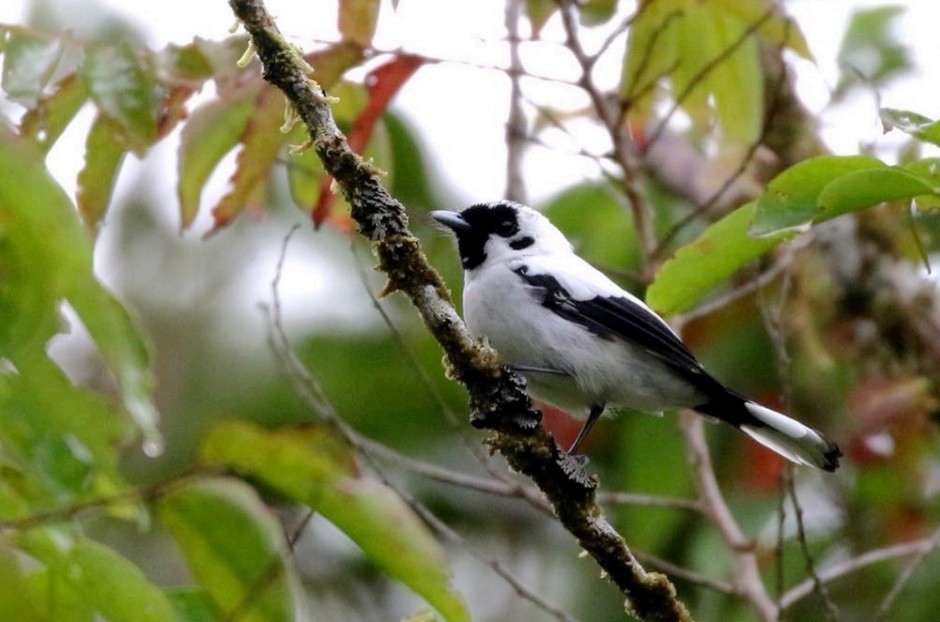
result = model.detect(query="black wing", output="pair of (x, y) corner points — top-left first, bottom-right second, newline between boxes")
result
(513, 266), (718, 391)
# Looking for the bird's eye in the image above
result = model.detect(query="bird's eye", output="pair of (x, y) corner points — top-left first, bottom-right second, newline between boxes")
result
(495, 220), (517, 237)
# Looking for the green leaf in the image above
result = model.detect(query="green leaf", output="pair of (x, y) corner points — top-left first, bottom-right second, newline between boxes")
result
(646, 202), (792, 316)
(19, 74), (89, 153)
(706, 9), (762, 143)
(1, 30), (64, 106)
(711, 0), (812, 59)
(836, 6), (910, 97)
(817, 167), (937, 219)
(209, 86), (285, 231)
(159, 478), (298, 622)
(880, 108), (940, 147)
(19, 533), (175, 622)
(622, 0), (806, 143)
(82, 40), (161, 153)
(77, 115), (127, 229)
(176, 95), (255, 229)
(67, 277), (162, 453)
(158, 41), (214, 85)
(523, 0), (558, 35)
(905, 158), (940, 208)
(166, 589), (217, 622)
(0, 127), (161, 449)
(750, 155), (885, 236)
(0, 541), (39, 622)
(339, 0), (381, 47)
(579, 0), (616, 26)
(202, 420), (470, 622)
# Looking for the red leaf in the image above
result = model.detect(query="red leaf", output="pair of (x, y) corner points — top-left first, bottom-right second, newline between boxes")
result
(312, 54), (424, 229)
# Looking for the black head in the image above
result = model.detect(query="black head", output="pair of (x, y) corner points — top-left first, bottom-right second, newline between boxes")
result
(432, 201), (557, 270)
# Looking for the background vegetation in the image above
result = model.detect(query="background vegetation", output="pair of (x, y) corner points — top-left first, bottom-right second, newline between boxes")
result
(2, 0), (940, 620)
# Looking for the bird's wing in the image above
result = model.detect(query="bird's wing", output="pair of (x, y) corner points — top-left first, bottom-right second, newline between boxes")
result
(510, 255), (713, 386)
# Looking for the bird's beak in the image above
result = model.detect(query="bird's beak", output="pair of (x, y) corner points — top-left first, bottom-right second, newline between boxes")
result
(430, 210), (472, 233)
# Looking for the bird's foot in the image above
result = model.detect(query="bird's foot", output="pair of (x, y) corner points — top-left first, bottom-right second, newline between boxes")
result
(558, 451), (596, 489)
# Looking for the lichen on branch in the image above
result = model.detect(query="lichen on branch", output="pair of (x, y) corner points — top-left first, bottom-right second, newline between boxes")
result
(226, 1), (691, 619)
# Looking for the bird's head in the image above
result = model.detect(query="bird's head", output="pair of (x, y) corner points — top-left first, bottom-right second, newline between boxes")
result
(431, 201), (572, 271)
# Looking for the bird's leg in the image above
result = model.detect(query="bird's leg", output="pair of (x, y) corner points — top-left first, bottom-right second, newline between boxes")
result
(568, 404), (604, 454)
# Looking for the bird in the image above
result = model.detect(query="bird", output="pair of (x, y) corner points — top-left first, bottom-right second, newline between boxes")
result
(431, 200), (841, 471)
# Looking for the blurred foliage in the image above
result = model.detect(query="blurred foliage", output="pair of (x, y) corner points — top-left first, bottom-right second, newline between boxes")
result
(1, 0), (940, 620)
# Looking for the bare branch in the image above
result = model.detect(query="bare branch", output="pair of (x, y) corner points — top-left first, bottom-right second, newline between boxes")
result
(780, 531), (940, 610)
(875, 526), (940, 619)
(678, 411), (778, 622)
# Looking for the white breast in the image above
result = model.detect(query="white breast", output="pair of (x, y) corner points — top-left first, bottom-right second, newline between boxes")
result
(462, 262), (704, 418)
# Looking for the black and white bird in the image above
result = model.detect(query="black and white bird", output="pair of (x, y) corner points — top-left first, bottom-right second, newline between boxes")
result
(432, 201), (841, 471)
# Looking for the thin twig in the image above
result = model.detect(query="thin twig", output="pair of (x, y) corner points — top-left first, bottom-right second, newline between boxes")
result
(262, 231), (576, 621)
(780, 532), (940, 609)
(649, 17), (793, 262)
(635, 551), (737, 597)
(505, 0), (528, 204)
(875, 526), (940, 619)
(222, 508), (316, 622)
(554, 0), (657, 271)
(786, 469), (840, 621)
(644, 6), (778, 149)
(678, 411), (778, 622)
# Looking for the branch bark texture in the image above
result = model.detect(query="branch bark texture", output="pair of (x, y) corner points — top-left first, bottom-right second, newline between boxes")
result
(227, 1), (690, 620)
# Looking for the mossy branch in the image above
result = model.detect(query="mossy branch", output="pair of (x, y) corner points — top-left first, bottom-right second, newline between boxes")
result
(227, 1), (690, 619)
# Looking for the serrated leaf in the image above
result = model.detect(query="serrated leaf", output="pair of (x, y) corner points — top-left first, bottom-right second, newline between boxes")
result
(646, 202), (792, 316)
(750, 155), (885, 236)
(209, 86), (285, 231)
(159, 478), (298, 622)
(1, 30), (64, 106)
(77, 115), (126, 229)
(19, 534), (175, 622)
(817, 167), (937, 219)
(339, 0), (381, 47)
(19, 74), (89, 152)
(880, 108), (940, 148)
(201, 420), (470, 622)
(82, 41), (161, 153)
(177, 95), (256, 228)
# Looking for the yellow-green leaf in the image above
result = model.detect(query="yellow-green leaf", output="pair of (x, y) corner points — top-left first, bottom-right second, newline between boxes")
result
(82, 41), (162, 153)
(77, 115), (127, 229)
(1, 30), (64, 106)
(19, 74), (89, 153)
(159, 478), (299, 622)
(201, 420), (470, 622)
(339, 0), (381, 47)
(176, 94), (256, 229)
(646, 202), (792, 316)
(750, 155), (885, 236)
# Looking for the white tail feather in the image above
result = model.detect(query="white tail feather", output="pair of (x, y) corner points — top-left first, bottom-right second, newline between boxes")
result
(740, 402), (840, 471)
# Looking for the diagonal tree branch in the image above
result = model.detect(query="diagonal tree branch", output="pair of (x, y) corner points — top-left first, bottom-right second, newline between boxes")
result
(227, 1), (690, 620)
